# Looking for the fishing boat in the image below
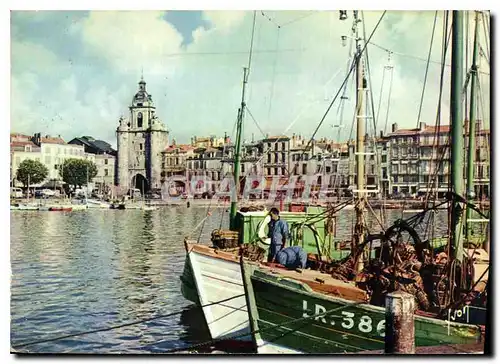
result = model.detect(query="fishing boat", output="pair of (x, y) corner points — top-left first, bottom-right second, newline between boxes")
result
(49, 207), (72, 212)
(239, 10), (488, 354)
(70, 204), (88, 211)
(179, 13), (353, 345)
(240, 260), (482, 353)
(86, 199), (111, 209)
(11, 204), (38, 211)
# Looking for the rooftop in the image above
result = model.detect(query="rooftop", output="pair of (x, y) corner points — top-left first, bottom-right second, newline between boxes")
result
(263, 135), (290, 141)
(164, 144), (195, 153)
(40, 136), (66, 144)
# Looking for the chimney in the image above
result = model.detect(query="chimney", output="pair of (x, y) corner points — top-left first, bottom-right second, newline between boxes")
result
(32, 133), (41, 146)
(392, 123), (398, 133)
(419, 122), (426, 131)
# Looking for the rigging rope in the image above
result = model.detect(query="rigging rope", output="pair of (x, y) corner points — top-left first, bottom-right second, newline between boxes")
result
(163, 297), (367, 353)
(361, 11), (385, 202)
(423, 10), (451, 209)
(465, 11), (470, 118)
(196, 115), (239, 242)
(195, 11), (258, 236)
(290, 11), (387, 176)
(480, 12), (490, 65)
(375, 60), (387, 133)
(12, 293), (246, 350)
(416, 10), (438, 126)
(382, 62), (394, 141)
(280, 11), (318, 27)
(245, 106), (267, 139)
(267, 26), (281, 124)
(367, 41), (489, 77)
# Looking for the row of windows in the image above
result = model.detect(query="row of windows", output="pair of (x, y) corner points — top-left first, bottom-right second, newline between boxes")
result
(266, 167), (287, 176)
(266, 142), (287, 152)
(268, 153), (287, 163)
(45, 147), (84, 156)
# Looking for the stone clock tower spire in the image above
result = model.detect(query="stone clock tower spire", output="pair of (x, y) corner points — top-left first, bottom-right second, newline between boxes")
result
(115, 76), (169, 194)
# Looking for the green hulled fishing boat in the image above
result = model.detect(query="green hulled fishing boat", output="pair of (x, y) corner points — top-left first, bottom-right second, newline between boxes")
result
(240, 10), (488, 354)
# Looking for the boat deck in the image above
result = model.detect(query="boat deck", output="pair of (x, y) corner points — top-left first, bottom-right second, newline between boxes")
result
(256, 264), (368, 302)
(184, 241), (241, 263)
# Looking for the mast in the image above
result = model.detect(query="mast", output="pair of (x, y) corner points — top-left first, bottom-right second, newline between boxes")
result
(450, 11), (465, 262)
(353, 10), (367, 271)
(229, 11), (256, 229)
(86, 163), (89, 205)
(229, 67), (248, 229)
(465, 11), (480, 241)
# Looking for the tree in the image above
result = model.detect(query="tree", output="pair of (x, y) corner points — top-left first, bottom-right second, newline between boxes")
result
(60, 158), (98, 189)
(16, 159), (49, 187)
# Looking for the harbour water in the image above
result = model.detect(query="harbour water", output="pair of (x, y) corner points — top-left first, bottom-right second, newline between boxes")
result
(10, 206), (450, 353)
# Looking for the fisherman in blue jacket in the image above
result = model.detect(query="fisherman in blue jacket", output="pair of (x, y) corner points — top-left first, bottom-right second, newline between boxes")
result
(267, 207), (289, 262)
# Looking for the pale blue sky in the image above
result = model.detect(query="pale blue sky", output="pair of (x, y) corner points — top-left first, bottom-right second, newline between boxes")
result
(11, 11), (490, 147)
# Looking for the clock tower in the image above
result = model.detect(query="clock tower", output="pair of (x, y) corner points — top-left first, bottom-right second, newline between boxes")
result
(116, 76), (169, 194)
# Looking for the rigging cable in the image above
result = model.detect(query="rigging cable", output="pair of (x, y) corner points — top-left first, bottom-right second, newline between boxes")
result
(245, 106), (268, 139)
(291, 11), (387, 175)
(481, 11), (490, 65)
(194, 114), (239, 242)
(465, 11), (470, 118)
(421, 11), (451, 241)
(163, 298), (367, 353)
(375, 59), (387, 132)
(280, 11), (318, 27)
(12, 294), (246, 350)
(416, 10), (438, 126)
(327, 23), (355, 196)
(361, 11), (386, 205)
(424, 10), (451, 206)
(267, 26), (281, 124)
(197, 11), (258, 238)
(382, 57), (394, 138)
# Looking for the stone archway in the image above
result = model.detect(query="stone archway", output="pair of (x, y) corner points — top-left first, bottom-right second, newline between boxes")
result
(132, 173), (149, 194)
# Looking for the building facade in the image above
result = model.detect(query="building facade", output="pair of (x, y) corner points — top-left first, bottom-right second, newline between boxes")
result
(10, 133), (96, 187)
(69, 136), (117, 189)
(116, 77), (169, 194)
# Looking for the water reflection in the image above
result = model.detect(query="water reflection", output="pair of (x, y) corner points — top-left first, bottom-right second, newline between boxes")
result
(11, 207), (450, 353)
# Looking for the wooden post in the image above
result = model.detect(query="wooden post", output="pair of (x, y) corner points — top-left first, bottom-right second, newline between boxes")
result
(385, 291), (415, 354)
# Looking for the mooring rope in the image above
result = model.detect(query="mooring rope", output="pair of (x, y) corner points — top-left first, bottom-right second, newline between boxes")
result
(12, 294), (246, 350)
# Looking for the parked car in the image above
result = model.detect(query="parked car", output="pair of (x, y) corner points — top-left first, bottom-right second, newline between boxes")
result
(10, 187), (23, 198)
(41, 189), (57, 197)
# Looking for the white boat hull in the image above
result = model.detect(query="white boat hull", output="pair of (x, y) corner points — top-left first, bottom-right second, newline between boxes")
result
(86, 199), (111, 209)
(187, 244), (251, 343)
